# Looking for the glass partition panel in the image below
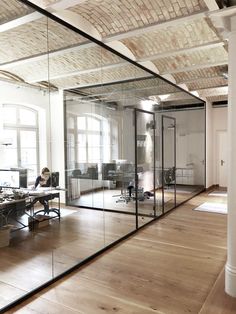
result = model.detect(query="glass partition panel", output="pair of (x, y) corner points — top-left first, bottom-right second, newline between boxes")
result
(174, 108), (205, 204)
(156, 106), (205, 206)
(48, 20), (107, 276)
(135, 109), (157, 227)
(162, 115), (176, 213)
(0, 1), (53, 308)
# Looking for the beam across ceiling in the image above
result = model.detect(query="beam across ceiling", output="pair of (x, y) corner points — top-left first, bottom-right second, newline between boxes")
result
(0, 38), (224, 72)
(0, 0), (88, 32)
(103, 11), (207, 43)
(0, 12), (42, 32)
(161, 60), (228, 75)
(203, 0), (220, 10)
(28, 61), (127, 83)
(140, 41), (225, 62)
(177, 74), (226, 84)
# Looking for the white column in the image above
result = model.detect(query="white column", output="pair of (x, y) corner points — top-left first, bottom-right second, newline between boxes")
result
(225, 15), (236, 297)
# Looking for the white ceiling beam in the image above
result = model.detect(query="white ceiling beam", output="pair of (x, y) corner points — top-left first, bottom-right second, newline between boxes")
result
(1, 39), (224, 73)
(63, 74), (152, 90)
(162, 60), (228, 75)
(203, 0), (220, 11)
(29, 62), (127, 83)
(0, 12), (42, 32)
(177, 75), (226, 84)
(139, 41), (224, 62)
(103, 11), (207, 43)
(0, 0), (87, 32)
(0, 42), (94, 70)
(196, 85), (228, 97)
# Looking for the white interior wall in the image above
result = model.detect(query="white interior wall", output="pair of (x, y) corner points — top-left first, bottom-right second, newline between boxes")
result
(212, 106), (228, 184)
(157, 109), (205, 186)
(206, 100), (213, 188)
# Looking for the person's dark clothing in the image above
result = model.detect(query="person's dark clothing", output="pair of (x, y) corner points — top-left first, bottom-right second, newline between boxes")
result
(34, 175), (51, 188)
(34, 175), (52, 213)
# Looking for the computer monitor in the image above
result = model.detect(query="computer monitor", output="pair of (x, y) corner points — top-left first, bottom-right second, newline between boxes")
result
(11, 168), (28, 188)
(51, 172), (59, 187)
(0, 169), (20, 189)
(102, 163), (116, 181)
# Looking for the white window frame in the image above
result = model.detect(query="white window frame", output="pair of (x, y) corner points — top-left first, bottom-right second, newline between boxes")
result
(2, 104), (39, 181)
(67, 113), (118, 167)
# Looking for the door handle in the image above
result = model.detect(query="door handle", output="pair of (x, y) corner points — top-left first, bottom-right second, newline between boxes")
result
(221, 160), (225, 166)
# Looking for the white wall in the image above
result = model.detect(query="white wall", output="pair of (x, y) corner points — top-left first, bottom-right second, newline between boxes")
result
(157, 109), (205, 186)
(212, 106), (228, 184)
(206, 100), (213, 188)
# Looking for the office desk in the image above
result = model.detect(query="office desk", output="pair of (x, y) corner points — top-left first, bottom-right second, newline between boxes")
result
(0, 198), (27, 229)
(0, 190), (60, 231)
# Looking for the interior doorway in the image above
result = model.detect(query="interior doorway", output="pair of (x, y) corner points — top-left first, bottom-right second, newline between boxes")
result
(216, 130), (227, 188)
(161, 115), (176, 213)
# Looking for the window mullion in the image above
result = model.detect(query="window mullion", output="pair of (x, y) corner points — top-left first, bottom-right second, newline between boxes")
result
(17, 129), (21, 167)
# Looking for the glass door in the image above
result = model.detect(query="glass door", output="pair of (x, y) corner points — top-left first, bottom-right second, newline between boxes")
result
(135, 109), (156, 227)
(162, 115), (176, 213)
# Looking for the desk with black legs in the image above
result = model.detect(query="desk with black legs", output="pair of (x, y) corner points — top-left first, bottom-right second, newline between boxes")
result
(27, 189), (60, 219)
(0, 189), (60, 231)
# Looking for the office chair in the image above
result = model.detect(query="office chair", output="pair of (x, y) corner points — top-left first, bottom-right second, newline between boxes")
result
(33, 172), (60, 218)
(164, 167), (175, 188)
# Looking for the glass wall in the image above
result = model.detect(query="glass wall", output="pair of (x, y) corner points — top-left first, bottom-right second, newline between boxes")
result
(0, 0), (205, 311)
(0, 1), (53, 308)
(158, 108), (205, 206)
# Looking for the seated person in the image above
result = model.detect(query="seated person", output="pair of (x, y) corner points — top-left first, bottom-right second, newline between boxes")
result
(34, 167), (51, 189)
(33, 167), (52, 213)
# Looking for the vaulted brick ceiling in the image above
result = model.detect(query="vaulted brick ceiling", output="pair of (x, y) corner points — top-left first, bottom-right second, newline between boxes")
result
(0, 0), (231, 103)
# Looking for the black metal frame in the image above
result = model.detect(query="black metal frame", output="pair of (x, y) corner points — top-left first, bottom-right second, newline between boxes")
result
(161, 115), (177, 214)
(134, 108), (156, 228)
(17, 0), (204, 104)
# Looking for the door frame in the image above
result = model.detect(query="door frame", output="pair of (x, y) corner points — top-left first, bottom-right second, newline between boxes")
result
(134, 108), (156, 228)
(161, 115), (176, 213)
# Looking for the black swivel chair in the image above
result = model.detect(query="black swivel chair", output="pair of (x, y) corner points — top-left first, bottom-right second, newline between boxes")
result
(33, 172), (60, 218)
(164, 167), (175, 188)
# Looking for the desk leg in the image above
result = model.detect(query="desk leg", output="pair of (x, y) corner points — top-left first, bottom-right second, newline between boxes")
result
(58, 194), (61, 220)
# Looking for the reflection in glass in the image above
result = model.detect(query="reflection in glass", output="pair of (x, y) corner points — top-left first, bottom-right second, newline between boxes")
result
(135, 110), (157, 227)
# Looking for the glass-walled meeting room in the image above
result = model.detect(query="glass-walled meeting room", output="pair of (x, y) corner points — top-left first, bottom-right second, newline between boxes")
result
(65, 78), (205, 219)
(0, 0), (205, 311)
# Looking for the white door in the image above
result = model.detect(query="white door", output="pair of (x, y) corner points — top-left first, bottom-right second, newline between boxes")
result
(217, 130), (227, 187)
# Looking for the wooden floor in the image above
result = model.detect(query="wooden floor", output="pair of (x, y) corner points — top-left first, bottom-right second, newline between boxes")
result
(200, 269), (236, 314)
(3, 190), (234, 313)
(70, 185), (203, 215)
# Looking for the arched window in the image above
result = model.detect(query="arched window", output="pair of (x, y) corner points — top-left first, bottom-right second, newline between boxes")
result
(67, 113), (118, 169)
(2, 104), (39, 182)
